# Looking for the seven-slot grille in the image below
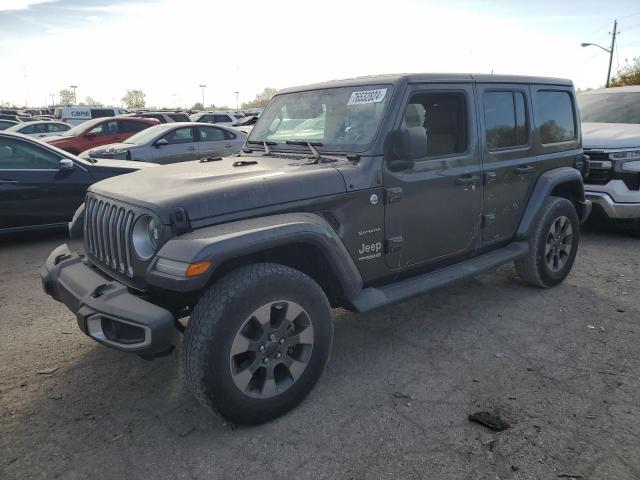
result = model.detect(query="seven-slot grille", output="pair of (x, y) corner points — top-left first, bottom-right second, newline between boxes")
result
(84, 194), (136, 277)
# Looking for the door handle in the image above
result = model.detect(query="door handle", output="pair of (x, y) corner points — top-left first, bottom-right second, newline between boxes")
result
(515, 165), (534, 174)
(187, 146), (196, 151)
(224, 144), (233, 148)
(455, 174), (480, 186)
(0, 179), (19, 184)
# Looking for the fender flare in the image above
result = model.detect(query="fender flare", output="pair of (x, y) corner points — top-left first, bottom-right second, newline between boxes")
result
(146, 212), (363, 297)
(516, 167), (586, 240)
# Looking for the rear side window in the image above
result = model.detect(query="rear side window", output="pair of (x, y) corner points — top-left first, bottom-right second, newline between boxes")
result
(90, 108), (114, 118)
(161, 127), (194, 145)
(484, 91), (528, 150)
(536, 91), (576, 144)
(198, 126), (227, 142)
(48, 123), (70, 132)
(168, 114), (190, 122)
(213, 114), (231, 123)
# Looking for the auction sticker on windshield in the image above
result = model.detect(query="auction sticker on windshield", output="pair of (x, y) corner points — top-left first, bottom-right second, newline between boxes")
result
(347, 88), (387, 106)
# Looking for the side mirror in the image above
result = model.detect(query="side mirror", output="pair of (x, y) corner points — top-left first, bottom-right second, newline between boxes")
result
(59, 158), (74, 171)
(384, 128), (428, 171)
(154, 138), (169, 148)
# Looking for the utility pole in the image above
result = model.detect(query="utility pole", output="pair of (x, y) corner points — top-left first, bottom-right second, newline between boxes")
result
(605, 19), (618, 88)
(70, 85), (78, 105)
(234, 91), (239, 111)
(199, 84), (207, 109)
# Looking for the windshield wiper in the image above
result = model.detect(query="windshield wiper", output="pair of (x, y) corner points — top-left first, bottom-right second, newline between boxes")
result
(285, 141), (323, 162)
(247, 140), (278, 156)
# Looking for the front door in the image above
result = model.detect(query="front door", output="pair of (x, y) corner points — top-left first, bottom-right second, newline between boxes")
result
(0, 137), (91, 230)
(383, 84), (482, 269)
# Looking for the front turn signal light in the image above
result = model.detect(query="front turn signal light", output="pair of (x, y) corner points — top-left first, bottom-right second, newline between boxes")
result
(185, 260), (213, 278)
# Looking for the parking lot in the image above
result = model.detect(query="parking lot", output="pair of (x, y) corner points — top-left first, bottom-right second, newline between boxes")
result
(1, 227), (639, 480)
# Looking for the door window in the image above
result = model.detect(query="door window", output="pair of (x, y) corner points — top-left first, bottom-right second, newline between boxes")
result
(90, 108), (114, 118)
(402, 92), (467, 158)
(161, 127), (194, 144)
(213, 114), (232, 123)
(483, 91), (528, 150)
(0, 138), (61, 169)
(48, 123), (70, 133)
(169, 113), (190, 122)
(536, 91), (576, 144)
(87, 121), (118, 136)
(198, 126), (226, 142)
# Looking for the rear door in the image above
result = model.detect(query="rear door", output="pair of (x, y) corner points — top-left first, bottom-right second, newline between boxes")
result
(476, 84), (536, 245)
(383, 83), (482, 268)
(197, 125), (239, 158)
(0, 137), (92, 230)
(151, 126), (197, 164)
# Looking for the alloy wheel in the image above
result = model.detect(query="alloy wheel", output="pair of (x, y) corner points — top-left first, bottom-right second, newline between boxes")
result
(229, 300), (314, 399)
(545, 215), (573, 272)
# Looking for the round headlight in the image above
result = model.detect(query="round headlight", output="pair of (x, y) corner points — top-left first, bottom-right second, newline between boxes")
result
(132, 215), (159, 260)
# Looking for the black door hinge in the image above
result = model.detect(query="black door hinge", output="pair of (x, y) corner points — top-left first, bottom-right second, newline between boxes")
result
(384, 187), (403, 205)
(386, 236), (404, 253)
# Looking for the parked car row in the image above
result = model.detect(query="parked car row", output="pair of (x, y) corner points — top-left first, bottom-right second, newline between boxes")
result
(81, 122), (246, 164)
(3, 80), (640, 241)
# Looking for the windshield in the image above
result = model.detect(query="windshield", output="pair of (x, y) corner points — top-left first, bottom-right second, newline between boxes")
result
(123, 124), (164, 145)
(249, 85), (392, 151)
(578, 92), (640, 124)
(60, 118), (103, 136)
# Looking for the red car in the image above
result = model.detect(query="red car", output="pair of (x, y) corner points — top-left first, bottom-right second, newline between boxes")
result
(43, 117), (158, 155)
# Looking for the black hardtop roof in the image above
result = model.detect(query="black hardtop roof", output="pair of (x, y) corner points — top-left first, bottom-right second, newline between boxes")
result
(278, 73), (573, 94)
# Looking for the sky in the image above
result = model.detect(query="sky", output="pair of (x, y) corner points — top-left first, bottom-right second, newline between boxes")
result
(1, 0), (640, 109)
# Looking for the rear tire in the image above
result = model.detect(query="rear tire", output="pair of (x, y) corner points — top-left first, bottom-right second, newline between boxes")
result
(515, 197), (579, 288)
(183, 263), (333, 425)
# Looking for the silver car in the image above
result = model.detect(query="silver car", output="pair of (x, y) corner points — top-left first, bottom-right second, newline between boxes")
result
(5, 120), (71, 138)
(80, 122), (246, 164)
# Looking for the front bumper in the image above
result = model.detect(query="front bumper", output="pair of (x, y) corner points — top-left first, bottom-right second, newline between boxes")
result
(585, 191), (640, 220)
(41, 244), (176, 356)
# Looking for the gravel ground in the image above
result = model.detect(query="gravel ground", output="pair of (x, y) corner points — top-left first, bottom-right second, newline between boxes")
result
(1, 227), (639, 480)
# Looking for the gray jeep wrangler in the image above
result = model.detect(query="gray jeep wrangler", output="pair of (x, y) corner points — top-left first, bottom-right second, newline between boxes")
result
(42, 74), (591, 424)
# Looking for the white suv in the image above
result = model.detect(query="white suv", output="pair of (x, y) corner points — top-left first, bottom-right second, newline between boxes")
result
(189, 111), (242, 127)
(578, 86), (640, 233)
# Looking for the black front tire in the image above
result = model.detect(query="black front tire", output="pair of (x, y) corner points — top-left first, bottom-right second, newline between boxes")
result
(183, 263), (333, 425)
(515, 196), (580, 288)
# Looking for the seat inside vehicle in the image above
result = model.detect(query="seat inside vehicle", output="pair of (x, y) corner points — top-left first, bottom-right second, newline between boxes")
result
(403, 93), (467, 157)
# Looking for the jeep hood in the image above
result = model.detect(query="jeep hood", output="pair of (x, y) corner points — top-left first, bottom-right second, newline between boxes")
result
(582, 122), (640, 149)
(89, 155), (348, 223)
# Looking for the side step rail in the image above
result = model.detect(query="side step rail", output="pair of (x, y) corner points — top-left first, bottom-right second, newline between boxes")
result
(349, 241), (529, 313)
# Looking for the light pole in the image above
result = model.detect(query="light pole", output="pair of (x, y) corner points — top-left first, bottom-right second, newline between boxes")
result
(70, 85), (78, 104)
(50, 93), (55, 108)
(581, 19), (617, 87)
(234, 91), (239, 111)
(199, 84), (207, 109)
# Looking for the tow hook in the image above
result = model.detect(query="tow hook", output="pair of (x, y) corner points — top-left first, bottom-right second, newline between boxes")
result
(91, 283), (112, 298)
